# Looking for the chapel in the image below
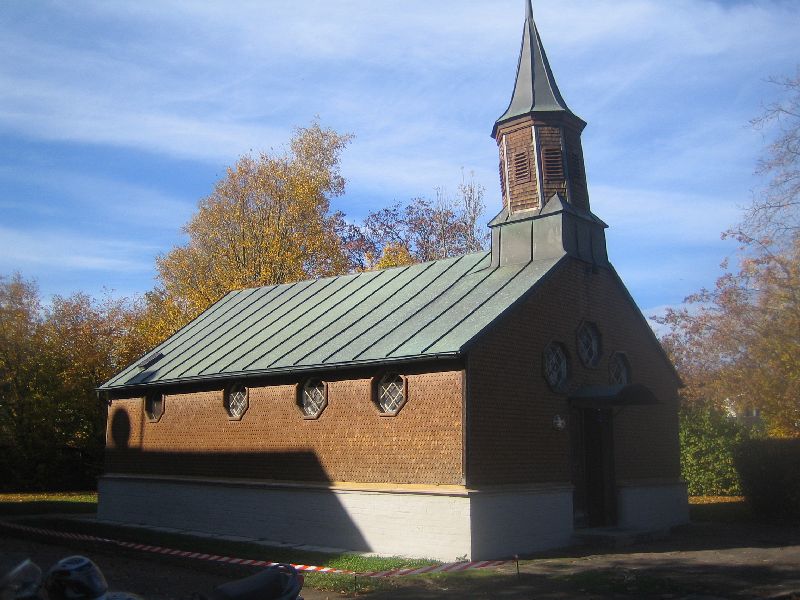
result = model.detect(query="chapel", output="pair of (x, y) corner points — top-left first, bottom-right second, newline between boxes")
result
(98, 1), (688, 561)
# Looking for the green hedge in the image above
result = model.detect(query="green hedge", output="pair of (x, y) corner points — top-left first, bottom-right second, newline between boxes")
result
(679, 405), (749, 496)
(735, 438), (800, 521)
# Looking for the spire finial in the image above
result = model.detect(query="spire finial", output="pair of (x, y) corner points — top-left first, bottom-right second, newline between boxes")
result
(526, 0), (534, 21)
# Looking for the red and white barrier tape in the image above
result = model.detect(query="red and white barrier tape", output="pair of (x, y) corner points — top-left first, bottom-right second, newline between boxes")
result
(0, 520), (508, 578)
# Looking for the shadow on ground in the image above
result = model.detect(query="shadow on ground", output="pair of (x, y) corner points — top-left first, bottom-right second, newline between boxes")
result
(363, 520), (800, 599)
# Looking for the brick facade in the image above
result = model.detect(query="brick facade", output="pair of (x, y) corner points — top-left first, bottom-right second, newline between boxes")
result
(466, 257), (681, 487)
(105, 370), (464, 485)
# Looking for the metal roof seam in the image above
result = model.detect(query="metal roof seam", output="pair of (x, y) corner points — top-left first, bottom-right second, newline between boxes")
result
(205, 277), (332, 374)
(130, 285), (280, 382)
(187, 274), (347, 377)
(260, 267), (402, 369)
(102, 288), (248, 388)
(349, 253), (487, 362)
(284, 262), (430, 367)
(457, 255), (568, 356)
(234, 271), (378, 372)
(419, 262), (529, 354)
(384, 261), (496, 358)
(136, 282), (295, 383)
(317, 256), (464, 364)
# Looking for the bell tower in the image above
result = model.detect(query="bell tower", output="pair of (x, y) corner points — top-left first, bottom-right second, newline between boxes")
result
(492, 0), (590, 214)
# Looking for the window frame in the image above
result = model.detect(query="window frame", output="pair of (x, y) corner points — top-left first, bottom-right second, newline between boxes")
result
(542, 342), (570, 393)
(144, 391), (165, 422)
(224, 383), (249, 421)
(297, 379), (328, 420)
(372, 373), (408, 416)
(608, 351), (631, 386)
(576, 321), (603, 369)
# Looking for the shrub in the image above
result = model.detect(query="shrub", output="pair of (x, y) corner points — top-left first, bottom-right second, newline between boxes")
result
(679, 404), (749, 496)
(735, 438), (800, 521)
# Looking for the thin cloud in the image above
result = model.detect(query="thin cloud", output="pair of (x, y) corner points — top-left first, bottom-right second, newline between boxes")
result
(0, 226), (155, 273)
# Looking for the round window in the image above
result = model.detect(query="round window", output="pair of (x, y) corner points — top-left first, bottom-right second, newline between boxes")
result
(543, 343), (570, 392)
(225, 384), (249, 420)
(300, 379), (327, 419)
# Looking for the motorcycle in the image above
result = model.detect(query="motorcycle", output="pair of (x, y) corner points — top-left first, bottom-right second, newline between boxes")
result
(0, 555), (304, 600)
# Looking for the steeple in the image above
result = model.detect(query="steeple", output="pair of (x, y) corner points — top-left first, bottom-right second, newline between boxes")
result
(488, 0), (607, 270)
(492, 0), (590, 216)
(492, 0), (572, 137)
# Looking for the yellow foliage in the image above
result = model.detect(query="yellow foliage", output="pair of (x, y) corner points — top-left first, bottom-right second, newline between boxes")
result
(372, 243), (415, 270)
(147, 122), (354, 343)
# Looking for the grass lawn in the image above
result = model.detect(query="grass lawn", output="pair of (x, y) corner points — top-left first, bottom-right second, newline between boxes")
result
(5, 512), (441, 593)
(0, 492), (97, 516)
(1, 493), (759, 594)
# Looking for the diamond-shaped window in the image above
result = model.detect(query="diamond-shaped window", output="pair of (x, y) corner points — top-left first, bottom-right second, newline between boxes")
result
(375, 373), (407, 416)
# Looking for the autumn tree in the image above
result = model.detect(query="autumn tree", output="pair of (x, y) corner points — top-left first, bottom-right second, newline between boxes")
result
(0, 273), (147, 490)
(659, 68), (800, 437)
(362, 171), (490, 268)
(732, 69), (800, 247)
(145, 122), (357, 345)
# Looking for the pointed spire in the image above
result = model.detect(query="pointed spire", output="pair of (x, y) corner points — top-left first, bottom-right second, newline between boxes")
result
(492, 0), (572, 138)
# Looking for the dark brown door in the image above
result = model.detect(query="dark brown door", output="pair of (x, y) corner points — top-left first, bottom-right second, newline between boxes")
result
(571, 407), (617, 528)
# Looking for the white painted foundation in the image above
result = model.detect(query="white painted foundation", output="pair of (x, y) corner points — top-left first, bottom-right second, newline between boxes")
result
(99, 476), (688, 560)
(98, 475), (574, 561)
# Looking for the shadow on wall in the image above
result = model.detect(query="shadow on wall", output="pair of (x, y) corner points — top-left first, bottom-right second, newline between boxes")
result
(103, 407), (370, 551)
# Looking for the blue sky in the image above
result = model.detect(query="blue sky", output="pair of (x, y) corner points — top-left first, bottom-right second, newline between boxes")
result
(0, 0), (798, 322)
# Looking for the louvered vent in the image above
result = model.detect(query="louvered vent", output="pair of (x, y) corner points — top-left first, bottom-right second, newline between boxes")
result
(513, 151), (530, 183)
(542, 147), (564, 181)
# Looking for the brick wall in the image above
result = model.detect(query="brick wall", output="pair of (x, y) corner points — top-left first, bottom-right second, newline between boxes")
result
(466, 258), (681, 486)
(105, 370), (464, 485)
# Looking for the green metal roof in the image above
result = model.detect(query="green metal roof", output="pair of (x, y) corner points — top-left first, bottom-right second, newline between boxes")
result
(100, 251), (565, 392)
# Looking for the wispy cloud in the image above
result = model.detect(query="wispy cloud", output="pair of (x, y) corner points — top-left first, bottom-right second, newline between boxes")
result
(0, 0), (797, 303)
(0, 226), (155, 273)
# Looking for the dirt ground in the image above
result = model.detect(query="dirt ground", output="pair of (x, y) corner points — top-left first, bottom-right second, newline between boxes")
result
(2, 520), (799, 599)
